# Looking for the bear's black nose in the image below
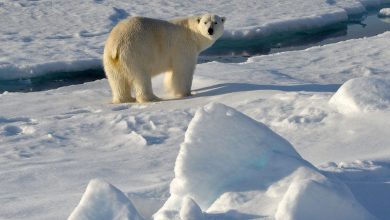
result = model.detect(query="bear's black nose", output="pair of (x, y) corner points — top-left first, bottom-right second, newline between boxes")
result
(208, 28), (214, 35)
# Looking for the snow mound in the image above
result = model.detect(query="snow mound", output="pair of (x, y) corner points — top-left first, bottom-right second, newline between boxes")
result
(329, 77), (390, 114)
(154, 103), (375, 220)
(379, 8), (390, 17)
(274, 168), (374, 220)
(68, 179), (144, 220)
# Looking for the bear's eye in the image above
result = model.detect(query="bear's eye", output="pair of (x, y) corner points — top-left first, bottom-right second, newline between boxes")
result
(204, 21), (207, 24)
(214, 22), (218, 24)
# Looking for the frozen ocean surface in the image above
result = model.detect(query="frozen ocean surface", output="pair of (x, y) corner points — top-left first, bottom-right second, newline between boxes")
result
(1, 1), (390, 220)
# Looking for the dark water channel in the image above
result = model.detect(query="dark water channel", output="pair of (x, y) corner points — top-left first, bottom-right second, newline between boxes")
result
(2, 7), (390, 93)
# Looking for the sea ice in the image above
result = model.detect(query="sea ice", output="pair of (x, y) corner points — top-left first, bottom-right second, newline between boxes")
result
(0, 0), (385, 79)
(379, 8), (390, 17)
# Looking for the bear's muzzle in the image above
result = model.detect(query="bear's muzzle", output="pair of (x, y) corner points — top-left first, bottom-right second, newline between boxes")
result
(208, 28), (214, 35)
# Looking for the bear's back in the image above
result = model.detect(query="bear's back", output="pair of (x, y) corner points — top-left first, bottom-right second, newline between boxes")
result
(114, 16), (179, 37)
(108, 16), (185, 52)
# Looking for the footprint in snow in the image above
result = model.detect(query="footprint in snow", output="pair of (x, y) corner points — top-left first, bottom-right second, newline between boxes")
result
(2, 125), (23, 136)
(1, 125), (35, 136)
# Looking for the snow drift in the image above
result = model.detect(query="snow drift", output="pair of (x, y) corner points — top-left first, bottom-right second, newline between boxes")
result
(154, 103), (375, 220)
(329, 77), (390, 114)
(68, 179), (144, 220)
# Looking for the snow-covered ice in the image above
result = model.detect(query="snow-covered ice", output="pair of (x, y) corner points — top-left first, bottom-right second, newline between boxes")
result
(379, 8), (390, 16)
(1, 1), (390, 220)
(1, 31), (390, 220)
(329, 77), (390, 114)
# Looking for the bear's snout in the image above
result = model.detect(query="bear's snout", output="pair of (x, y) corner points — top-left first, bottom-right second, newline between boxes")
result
(208, 28), (214, 35)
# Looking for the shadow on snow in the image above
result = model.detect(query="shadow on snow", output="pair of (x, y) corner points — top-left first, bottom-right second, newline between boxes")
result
(193, 83), (341, 97)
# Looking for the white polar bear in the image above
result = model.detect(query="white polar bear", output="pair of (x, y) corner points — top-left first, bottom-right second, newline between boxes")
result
(103, 14), (225, 103)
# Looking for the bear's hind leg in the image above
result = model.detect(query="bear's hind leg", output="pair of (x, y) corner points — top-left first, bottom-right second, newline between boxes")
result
(133, 74), (161, 103)
(107, 73), (135, 104)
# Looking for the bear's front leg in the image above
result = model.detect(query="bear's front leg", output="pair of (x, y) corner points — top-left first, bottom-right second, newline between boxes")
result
(133, 74), (161, 103)
(167, 59), (196, 98)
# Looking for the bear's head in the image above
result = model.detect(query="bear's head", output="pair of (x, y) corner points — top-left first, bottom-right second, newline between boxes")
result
(196, 14), (226, 41)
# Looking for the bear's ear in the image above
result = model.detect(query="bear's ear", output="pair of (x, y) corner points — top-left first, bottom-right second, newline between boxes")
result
(197, 17), (201, 24)
(221, 17), (226, 23)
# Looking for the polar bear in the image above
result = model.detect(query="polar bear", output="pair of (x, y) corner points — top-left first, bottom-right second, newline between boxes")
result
(103, 14), (225, 103)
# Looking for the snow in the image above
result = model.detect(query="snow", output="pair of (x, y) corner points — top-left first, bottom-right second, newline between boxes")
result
(273, 168), (374, 220)
(179, 197), (204, 220)
(379, 8), (390, 16)
(68, 179), (144, 220)
(1, 30), (390, 219)
(196, 32), (390, 85)
(2, 1), (390, 220)
(155, 102), (301, 218)
(154, 103), (375, 220)
(0, 0), (387, 79)
(329, 77), (390, 114)
(319, 160), (390, 220)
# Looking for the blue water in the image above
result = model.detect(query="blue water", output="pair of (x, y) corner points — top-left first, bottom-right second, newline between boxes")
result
(0, 69), (105, 93)
(2, 7), (390, 93)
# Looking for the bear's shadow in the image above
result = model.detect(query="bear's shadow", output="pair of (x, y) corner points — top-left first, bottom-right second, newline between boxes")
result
(192, 82), (341, 97)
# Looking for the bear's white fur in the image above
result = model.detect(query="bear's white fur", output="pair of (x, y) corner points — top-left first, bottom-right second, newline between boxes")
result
(103, 14), (225, 103)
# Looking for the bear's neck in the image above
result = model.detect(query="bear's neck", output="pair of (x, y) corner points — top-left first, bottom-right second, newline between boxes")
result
(172, 18), (215, 53)
(193, 32), (215, 52)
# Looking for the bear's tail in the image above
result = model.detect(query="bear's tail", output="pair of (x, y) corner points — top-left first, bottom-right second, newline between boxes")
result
(103, 42), (121, 75)
(110, 46), (119, 61)
(104, 38), (121, 62)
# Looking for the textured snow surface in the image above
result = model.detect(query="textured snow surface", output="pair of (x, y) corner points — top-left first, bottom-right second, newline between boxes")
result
(1, 33), (390, 220)
(153, 103), (375, 220)
(195, 32), (390, 85)
(68, 179), (144, 220)
(1, 12), (390, 220)
(0, 0), (388, 79)
(329, 77), (390, 114)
